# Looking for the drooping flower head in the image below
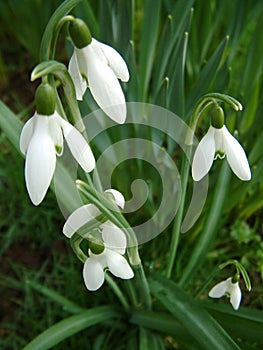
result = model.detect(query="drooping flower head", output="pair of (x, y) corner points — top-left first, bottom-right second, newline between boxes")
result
(63, 189), (134, 291)
(192, 106), (251, 181)
(68, 18), (129, 124)
(20, 83), (95, 205)
(209, 277), (242, 310)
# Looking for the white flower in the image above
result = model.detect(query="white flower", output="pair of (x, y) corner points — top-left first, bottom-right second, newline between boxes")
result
(192, 125), (251, 181)
(20, 111), (95, 206)
(69, 38), (129, 124)
(62, 189), (134, 291)
(209, 277), (242, 310)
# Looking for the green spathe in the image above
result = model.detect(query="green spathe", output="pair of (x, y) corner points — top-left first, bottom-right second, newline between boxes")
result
(35, 83), (56, 116)
(69, 18), (92, 49)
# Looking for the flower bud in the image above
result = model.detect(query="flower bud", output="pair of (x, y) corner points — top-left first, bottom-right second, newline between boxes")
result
(69, 18), (92, 49)
(211, 106), (225, 129)
(35, 83), (56, 116)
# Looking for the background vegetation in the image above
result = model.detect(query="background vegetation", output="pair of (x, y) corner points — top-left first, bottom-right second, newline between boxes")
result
(0, 0), (263, 349)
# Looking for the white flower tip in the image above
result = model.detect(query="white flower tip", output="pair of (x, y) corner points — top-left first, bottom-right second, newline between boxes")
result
(62, 222), (74, 238)
(120, 70), (130, 83)
(103, 103), (127, 124)
(27, 190), (45, 206)
(80, 147), (96, 173)
(83, 258), (105, 291)
(105, 189), (125, 209)
(192, 169), (205, 182)
(241, 171), (251, 181)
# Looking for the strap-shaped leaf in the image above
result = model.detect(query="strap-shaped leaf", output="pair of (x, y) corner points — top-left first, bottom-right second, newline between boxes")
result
(22, 306), (120, 350)
(203, 303), (263, 346)
(149, 274), (240, 350)
(0, 101), (23, 152)
(186, 36), (229, 116)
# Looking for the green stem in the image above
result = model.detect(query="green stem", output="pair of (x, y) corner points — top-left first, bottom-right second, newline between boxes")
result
(134, 264), (152, 310)
(40, 0), (83, 61)
(179, 160), (231, 287)
(70, 233), (87, 263)
(105, 275), (131, 312)
(166, 149), (191, 278)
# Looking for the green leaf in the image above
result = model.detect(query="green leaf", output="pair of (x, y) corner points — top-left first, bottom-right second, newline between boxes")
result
(153, 0), (195, 91)
(73, 0), (99, 37)
(0, 100), (23, 152)
(149, 274), (240, 350)
(130, 310), (199, 349)
(26, 279), (85, 314)
(186, 36), (229, 116)
(203, 303), (263, 346)
(180, 160), (231, 286)
(22, 306), (121, 350)
(40, 0), (83, 61)
(138, 0), (161, 101)
(139, 328), (163, 350)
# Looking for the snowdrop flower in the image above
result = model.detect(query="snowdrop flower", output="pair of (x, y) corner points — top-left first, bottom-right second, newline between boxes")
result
(192, 125), (251, 181)
(63, 189), (134, 291)
(68, 19), (129, 124)
(20, 110), (95, 205)
(209, 277), (242, 310)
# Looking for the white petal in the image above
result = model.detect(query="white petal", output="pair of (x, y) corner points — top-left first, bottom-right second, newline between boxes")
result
(192, 126), (216, 181)
(48, 112), (64, 156)
(105, 249), (134, 279)
(68, 49), (87, 100)
(222, 126), (251, 181)
(63, 204), (100, 238)
(59, 117), (95, 172)
(83, 257), (105, 291)
(95, 39), (130, 82)
(209, 280), (228, 298)
(86, 47), (126, 124)
(101, 222), (126, 254)
(229, 283), (242, 310)
(104, 189), (125, 209)
(20, 113), (37, 155)
(25, 116), (56, 205)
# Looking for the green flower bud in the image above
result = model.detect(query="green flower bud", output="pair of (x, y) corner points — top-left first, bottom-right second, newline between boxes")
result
(69, 18), (92, 49)
(35, 83), (56, 116)
(211, 106), (225, 129)
(89, 229), (104, 255)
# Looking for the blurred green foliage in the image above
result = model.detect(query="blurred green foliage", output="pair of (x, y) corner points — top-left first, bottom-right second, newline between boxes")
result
(0, 0), (263, 349)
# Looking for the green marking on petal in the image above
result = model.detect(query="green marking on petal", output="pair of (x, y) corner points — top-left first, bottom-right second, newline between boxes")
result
(55, 144), (63, 155)
(214, 150), (225, 160)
